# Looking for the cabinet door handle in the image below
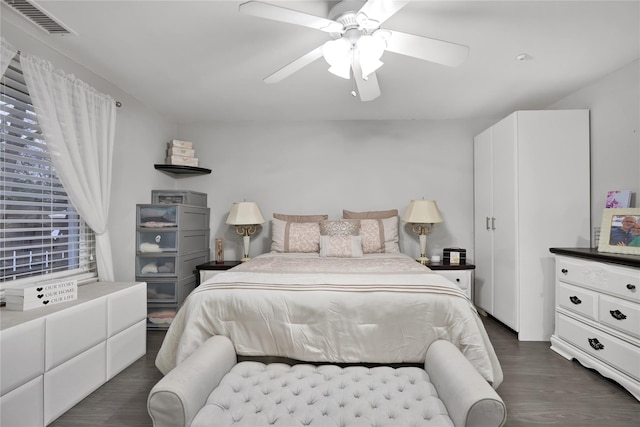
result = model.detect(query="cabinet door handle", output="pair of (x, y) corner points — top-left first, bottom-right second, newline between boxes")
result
(491, 217), (496, 230)
(588, 338), (605, 350)
(627, 284), (636, 290)
(609, 309), (627, 320)
(561, 268), (568, 274)
(569, 296), (582, 305)
(486, 217), (490, 230)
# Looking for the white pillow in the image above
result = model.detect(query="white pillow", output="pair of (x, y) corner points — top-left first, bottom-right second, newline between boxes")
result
(319, 235), (363, 258)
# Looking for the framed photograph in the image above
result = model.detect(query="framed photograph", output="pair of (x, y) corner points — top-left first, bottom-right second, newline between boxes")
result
(597, 208), (640, 255)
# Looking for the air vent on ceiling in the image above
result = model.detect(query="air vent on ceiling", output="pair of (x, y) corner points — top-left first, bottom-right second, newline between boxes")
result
(3, 0), (74, 35)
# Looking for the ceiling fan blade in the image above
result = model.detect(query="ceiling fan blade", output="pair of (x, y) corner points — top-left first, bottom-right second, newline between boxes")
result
(239, 1), (343, 33)
(358, 0), (410, 26)
(352, 59), (381, 102)
(263, 45), (325, 84)
(384, 29), (469, 67)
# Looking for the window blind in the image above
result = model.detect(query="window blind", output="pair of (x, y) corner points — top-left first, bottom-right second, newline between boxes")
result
(1, 57), (97, 284)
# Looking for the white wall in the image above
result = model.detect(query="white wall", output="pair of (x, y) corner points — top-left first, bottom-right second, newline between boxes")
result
(174, 119), (490, 264)
(5, 19), (638, 282)
(549, 59), (640, 231)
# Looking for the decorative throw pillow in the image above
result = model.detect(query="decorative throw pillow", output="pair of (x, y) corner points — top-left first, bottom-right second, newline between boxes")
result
(319, 219), (360, 236)
(273, 213), (328, 222)
(359, 217), (400, 254)
(271, 218), (321, 253)
(342, 209), (399, 219)
(319, 235), (363, 258)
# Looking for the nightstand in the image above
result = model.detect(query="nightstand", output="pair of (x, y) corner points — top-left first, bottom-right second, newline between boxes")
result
(428, 263), (475, 300)
(195, 260), (242, 286)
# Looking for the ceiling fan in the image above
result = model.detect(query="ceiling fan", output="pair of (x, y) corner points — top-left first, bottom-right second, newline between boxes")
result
(239, 0), (469, 101)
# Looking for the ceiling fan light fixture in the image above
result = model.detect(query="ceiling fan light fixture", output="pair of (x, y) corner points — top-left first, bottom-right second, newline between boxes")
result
(357, 34), (386, 77)
(328, 63), (351, 79)
(323, 38), (352, 79)
(355, 12), (379, 31)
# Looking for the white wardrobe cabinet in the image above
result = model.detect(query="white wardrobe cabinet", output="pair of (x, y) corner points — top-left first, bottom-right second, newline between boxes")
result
(473, 110), (590, 341)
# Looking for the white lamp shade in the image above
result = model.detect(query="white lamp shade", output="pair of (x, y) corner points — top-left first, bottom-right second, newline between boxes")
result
(323, 38), (352, 80)
(357, 34), (385, 77)
(402, 200), (444, 224)
(226, 202), (265, 225)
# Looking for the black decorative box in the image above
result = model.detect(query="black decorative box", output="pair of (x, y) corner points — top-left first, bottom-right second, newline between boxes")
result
(443, 248), (466, 265)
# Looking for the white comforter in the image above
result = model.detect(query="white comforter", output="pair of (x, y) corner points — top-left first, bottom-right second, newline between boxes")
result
(155, 252), (503, 387)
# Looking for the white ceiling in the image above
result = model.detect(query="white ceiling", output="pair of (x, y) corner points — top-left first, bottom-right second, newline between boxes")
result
(3, 1), (639, 123)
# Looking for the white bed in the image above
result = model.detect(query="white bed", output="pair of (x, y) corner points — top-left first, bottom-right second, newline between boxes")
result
(155, 252), (503, 388)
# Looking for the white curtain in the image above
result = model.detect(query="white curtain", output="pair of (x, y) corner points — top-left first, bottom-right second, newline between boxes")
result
(20, 53), (117, 281)
(1, 37), (18, 75)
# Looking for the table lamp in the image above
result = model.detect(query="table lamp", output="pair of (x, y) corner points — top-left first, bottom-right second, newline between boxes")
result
(402, 199), (444, 265)
(225, 201), (265, 262)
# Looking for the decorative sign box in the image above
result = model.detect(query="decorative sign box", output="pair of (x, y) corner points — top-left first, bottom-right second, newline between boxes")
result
(443, 248), (467, 265)
(4, 279), (78, 311)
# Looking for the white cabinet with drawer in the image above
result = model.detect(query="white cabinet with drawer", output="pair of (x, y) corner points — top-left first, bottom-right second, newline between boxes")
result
(549, 249), (640, 401)
(0, 281), (146, 426)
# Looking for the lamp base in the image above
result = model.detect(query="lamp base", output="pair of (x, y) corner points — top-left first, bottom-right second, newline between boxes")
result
(416, 256), (430, 265)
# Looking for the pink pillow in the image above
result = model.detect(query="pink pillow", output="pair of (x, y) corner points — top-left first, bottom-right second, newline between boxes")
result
(271, 218), (320, 253)
(359, 217), (400, 254)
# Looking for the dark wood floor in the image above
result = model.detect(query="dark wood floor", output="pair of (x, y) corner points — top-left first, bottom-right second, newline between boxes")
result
(51, 316), (640, 427)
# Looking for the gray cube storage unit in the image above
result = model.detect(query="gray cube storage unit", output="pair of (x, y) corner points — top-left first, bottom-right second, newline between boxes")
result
(136, 203), (210, 329)
(151, 190), (207, 207)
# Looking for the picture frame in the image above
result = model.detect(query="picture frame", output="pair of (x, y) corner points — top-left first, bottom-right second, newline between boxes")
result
(605, 190), (632, 208)
(597, 208), (640, 255)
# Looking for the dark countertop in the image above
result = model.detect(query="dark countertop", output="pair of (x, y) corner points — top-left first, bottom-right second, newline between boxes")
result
(549, 247), (640, 268)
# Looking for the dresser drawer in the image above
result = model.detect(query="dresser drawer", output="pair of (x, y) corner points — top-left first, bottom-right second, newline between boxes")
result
(599, 295), (640, 339)
(557, 256), (640, 303)
(430, 269), (472, 299)
(136, 251), (208, 278)
(558, 282), (598, 320)
(137, 228), (210, 255)
(144, 277), (195, 304)
(436, 270), (469, 290)
(557, 313), (640, 381)
(137, 204), (209, 230)
(145, 280), (178, 303)
(147, 304), (177, 329)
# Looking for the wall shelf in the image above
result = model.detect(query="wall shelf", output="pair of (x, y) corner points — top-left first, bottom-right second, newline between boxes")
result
(154, 164), (211, 177)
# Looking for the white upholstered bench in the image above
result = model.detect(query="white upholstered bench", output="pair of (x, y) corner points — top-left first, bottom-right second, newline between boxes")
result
(148, 336), (506, 427)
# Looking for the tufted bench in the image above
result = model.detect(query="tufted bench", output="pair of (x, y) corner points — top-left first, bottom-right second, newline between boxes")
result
(148, 336), (506, 427)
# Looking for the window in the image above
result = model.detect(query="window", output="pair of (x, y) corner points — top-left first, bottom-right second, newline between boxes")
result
(1, 56), (96, 284)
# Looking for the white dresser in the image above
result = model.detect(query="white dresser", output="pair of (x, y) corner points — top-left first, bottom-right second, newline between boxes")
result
(549, 248), (640, 401)
(0, 281), (147, 426)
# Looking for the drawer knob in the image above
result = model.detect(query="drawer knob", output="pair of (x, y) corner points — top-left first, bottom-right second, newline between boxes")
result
(588, 338), (605, 351)
(609, 309), (627, 320)
(561, 268), (568, 274)
(569, 296), (582, 305)
(627, 284), (636, 290)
